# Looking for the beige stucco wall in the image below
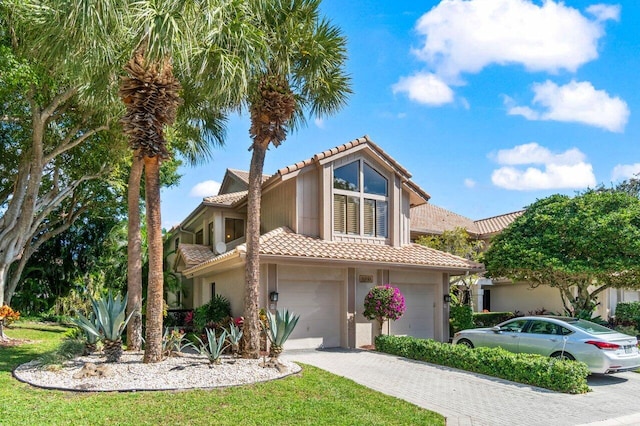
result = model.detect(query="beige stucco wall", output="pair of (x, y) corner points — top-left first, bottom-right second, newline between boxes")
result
(486, 282), (565, 315)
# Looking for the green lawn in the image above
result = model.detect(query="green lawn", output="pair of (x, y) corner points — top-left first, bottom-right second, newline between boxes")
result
(0, 323), (444, 425)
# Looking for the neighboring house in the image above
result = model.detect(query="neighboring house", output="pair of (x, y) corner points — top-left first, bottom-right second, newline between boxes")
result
(166, 136), (482, 349)
(409, 204), (565, 315)
(411, 204), (638, 320)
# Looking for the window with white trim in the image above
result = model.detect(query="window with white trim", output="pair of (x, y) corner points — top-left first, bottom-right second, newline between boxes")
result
(333, 160), (388, 238)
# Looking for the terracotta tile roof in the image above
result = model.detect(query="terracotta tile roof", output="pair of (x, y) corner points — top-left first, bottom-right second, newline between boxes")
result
(411, 203), (478, 235)
(183, 227), (482, 276)
(203, 191), (247, 206)
(177, 244), (215, 268)
(474, 210), (525, 235)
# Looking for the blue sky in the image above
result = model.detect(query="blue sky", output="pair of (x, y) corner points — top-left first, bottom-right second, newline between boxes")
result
(161, 0), (640, 229)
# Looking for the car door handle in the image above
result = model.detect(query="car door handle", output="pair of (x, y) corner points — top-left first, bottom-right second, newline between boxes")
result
(511, 335), (518, 339)
(549, 338), (558, 342)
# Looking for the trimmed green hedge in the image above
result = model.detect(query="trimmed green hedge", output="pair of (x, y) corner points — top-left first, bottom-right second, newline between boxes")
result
(375, 335), (590, 394)
(473, 311), (515, 328)
(449, 305), (474, 334)
(615, 302), (640, 327)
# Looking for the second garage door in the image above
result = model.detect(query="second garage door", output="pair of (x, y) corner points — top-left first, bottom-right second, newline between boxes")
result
(277, 280), (342, 350)
(389, 284), (435, 339)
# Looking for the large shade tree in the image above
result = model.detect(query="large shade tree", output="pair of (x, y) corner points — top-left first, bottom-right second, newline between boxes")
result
(483, 190), (640, 316)
(14, 0), (262, 360)
(241, 0), (352, 357)
(0, 7), (128, 306)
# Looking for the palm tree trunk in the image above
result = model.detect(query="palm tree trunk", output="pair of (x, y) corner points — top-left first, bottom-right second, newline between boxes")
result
(127, 154), (144, 351)
(143, 156), (164, 363)
(242, 142), (267, 359)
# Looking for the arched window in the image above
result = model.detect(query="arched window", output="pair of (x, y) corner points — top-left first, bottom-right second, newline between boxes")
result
(333, 160), (388, 238)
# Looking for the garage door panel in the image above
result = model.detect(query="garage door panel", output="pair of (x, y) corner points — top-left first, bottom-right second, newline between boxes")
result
(278, 280), (341, 350)
(389, 284), (434, 339)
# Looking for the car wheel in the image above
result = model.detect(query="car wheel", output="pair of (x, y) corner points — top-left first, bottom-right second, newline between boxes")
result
(551, 351), (575, 361)
(457, 339), (474, 349)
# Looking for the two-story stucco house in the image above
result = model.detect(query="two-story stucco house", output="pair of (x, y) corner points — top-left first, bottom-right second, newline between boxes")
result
(167, 136), (482, 349)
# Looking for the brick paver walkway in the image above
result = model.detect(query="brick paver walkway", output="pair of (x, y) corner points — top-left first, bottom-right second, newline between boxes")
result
(283, 348), (640, 426)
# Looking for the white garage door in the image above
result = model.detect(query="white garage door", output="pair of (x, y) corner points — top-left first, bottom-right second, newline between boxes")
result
(389, 284), (434, 339)
(277, 280), (342, 350)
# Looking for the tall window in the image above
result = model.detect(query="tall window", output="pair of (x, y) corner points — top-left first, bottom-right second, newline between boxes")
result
(333, 160), (388, 238)
(195, 229), (203, 244)
(225, 218), (244, 243)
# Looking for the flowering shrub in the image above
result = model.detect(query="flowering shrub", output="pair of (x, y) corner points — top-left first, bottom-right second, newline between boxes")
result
(0, 305), (20, 339)
(363, 285), (406, 334)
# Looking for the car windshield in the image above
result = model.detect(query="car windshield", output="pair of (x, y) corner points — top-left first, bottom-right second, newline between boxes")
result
(567, 319), (615, 335)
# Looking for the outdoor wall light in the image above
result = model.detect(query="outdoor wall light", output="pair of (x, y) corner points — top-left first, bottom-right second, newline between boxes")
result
(443, 294), (452, 304)
(269, 291), (279, 302)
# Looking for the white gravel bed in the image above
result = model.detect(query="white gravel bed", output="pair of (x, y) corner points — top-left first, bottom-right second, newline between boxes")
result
(13, 352), (301, 392)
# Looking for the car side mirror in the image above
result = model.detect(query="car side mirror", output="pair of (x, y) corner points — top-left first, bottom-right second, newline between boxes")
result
(491, 326), (501, 333)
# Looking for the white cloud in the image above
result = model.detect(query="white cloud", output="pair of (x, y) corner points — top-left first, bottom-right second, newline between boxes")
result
(507, 80), (629, 132)
(587, 4), (621, 22)
(464, 178), (476, 188)
(314, 117), (325, 129)
(189, 180), (221, 198)
(412, 0), (614, 78)
(493, 142), (586, 166)
(611, 164), (640, 181)
(392, 72), (454, 105)
(490, 143), (596, 190)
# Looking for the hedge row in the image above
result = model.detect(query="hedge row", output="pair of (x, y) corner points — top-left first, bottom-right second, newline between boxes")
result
(375, 335), (590, 394)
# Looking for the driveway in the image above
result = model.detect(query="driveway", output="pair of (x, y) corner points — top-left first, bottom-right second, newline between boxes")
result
(282, 349), (640, 426)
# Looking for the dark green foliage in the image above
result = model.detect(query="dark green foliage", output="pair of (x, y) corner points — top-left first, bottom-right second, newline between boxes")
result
(614, 302), (640, 324)
(613, 302), (640, 332)
(449, 304), (474, 334)
(375, 335), (590, 394)
(473, 312), (516, 328)
(193, 295), (232, 331)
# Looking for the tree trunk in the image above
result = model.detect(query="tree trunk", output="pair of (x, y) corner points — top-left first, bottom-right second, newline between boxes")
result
(242, 143), (267, 359)
(143, 156), (164, 363)
(0, 264), (8, 307)
(127, 154), (144, 351)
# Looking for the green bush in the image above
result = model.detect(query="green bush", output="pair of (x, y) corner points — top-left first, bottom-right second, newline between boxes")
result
(614, 302), (640, 328)
(375, 335), (590, 394)
(473, 311), (515, 328)
(193, 294), (232, 331)
(449, 304), (474, 334)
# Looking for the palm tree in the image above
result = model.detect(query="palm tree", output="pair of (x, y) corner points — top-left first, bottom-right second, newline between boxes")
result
(241, 0), (352, 358)
(19, 0), (262, 362)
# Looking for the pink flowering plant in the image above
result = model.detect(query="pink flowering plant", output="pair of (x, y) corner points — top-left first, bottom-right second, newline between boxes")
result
(363, 285), (406, 334)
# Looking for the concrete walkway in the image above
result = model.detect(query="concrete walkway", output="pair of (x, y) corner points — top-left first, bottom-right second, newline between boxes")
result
(282, 349), (640, 426)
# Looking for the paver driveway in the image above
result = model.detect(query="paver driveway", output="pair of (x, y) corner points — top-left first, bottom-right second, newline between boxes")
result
(283, 348), (640, 426)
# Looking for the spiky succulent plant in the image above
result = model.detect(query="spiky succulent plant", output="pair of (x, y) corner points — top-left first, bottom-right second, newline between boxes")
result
(91, 291), (134, 362)
(196, 328), (228, 365)
(263, 309), (299, 360)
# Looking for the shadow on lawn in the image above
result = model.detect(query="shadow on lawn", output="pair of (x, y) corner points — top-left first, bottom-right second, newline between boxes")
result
(0, 344), (44, 373)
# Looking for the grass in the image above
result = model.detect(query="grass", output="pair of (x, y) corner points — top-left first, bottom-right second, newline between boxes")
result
(0, 322), (444, 425)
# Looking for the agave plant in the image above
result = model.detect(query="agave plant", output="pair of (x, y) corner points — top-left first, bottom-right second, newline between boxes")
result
(162, 328), (195, 357)
(91, 291), (135, 362)
(263, 309), (300, 360)
(196, 328), (228, 365)
(227, 323), (243, 358)
(71, 312), (101, 355)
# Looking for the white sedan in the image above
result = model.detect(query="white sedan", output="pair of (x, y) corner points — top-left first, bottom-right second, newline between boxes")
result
(452, 316), (640, 374)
